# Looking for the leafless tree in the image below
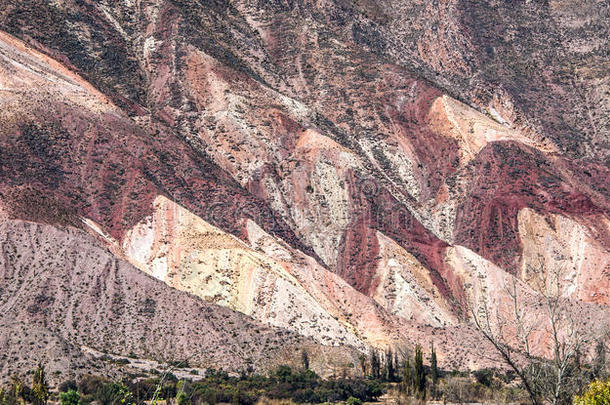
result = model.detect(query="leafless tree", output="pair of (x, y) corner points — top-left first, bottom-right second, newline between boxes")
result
(470, 259), (607, 405)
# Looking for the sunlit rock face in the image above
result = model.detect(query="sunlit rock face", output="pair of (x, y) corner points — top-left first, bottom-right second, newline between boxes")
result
(122, 195), (365, 348)
(518, 208), (610, 305)
(0, 0), (608, 376)
(244, 219), (400, 349)
(372, 232), (456, 327)
(427, 95), (557, 167)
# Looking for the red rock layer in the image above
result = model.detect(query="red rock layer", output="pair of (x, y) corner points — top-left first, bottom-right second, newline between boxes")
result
(453, 142), (607, 273)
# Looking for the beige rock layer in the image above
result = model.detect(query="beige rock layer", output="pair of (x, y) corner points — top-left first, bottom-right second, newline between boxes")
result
(122, 195), (366, 348)
(518, 208), (610, 305)
(245, 219), (402, 348)
(372, 231), (457, 327)
(0, 31), (115, 115)
(427, 95), (556, 166)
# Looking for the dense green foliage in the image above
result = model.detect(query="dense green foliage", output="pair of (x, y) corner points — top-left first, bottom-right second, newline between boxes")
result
(346, 396), (363, 405)
(413, 344), (426, 400)
(573, 378), (610, 405)
(33, 367), (383, 405)
(166, 367), (384, 404)
(59, 390), (82, 405)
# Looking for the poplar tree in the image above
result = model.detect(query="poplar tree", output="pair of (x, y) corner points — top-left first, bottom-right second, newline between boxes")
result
(430, 342), (439, 399)
(385, 348), (395, 381)
(371, 350), (381, 379)
(301, 349), (310, 371)
(414, 345), (426, 400)
(359, 354), (367, 377)
(402, 356), (413, 395)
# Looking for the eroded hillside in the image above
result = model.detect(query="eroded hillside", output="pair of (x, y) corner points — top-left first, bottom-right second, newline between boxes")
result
(0, 0), (608, 381)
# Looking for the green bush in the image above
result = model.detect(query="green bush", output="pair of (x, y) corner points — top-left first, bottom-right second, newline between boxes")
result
(59, 389), (82, 405)
(473, 369), (493, 387)
(191, 385), (217, 404)
(573, 378), (610, 405)
(94, 382), (123, 405)
(292, 388), (319, 403)
(78, 375), (110, 396)
(347, 396), (363, 405)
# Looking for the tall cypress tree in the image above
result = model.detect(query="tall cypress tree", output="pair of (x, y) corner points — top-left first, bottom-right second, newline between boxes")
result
(394, 351), (400, 377)
(593, 340), (606, 378)
(10, 376), (25, 405)
(371, 350), (380, 379)
(430, 342), (439, 399)
(402, 356), (413, 395)
(414, 345), (426, 400)
(301, 349), (310, 371)
(359, 354), (368, 377)
(386, 348), (395, 381)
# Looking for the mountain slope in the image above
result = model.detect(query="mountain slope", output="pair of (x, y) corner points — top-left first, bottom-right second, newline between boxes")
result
(0, 0), (608, 379)
(0, 220), (359, 383)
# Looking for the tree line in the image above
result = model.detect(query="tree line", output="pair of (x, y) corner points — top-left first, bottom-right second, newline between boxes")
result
(1, 331), (608, 405)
